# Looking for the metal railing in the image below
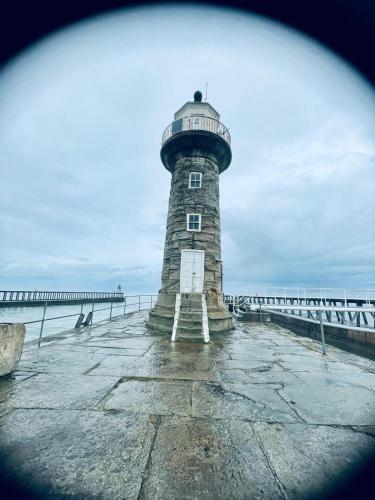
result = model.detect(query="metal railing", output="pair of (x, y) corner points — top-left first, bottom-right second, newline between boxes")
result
(0, 290), (124, 302)
(224, 292), (375, 329)
(20, 294), (157, 347)
(225, 295), (375, 355)
(161, 115), (231, 146)
(225, 287), (375, 301)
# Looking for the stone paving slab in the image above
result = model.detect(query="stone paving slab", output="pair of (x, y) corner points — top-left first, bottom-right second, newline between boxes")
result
(0, 311), (375, 499)
(120, 353), (221, 382)
(139, 416), (283, 499)
(277, 356), (367, 373)
(216, 358), (285, 371)
(279, 378), (375, 425)
(192, 382), (300, 423)
(104, 380), (192, 416)
(0, 409), (155, 500)
(86, 346), (148, 356)
(17, 350), (109, 375)
(294, 369), (375, 392)
(228, 347), (316, 361)
(219, 368), (302, 385)
(146, 342), (231, 360)
(252, 422), (375, 499)
(0, 373), (120, 413)
(85, 337), (156, 350)
(84, 354), (143, 377)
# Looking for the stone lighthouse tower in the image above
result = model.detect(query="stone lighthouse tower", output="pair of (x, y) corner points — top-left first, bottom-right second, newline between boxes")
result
(147, 91), (233, 340)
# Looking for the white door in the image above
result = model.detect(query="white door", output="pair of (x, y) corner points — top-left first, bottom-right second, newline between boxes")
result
(180, 250), (205, 293)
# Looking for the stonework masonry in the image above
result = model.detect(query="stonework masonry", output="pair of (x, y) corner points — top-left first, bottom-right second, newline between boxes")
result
(162, 156), (221, 292)
(0, 323), (25, 376)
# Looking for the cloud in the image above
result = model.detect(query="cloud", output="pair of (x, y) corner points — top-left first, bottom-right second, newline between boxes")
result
(0, 4), (374, 293)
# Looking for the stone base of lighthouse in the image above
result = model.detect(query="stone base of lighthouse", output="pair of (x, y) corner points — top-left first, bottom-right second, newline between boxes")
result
(147, 289), (233, 336)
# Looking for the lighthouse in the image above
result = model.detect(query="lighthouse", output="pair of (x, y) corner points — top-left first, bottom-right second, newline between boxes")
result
(147, 91), (233, 340)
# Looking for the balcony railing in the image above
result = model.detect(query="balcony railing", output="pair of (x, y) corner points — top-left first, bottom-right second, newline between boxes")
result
(162, 115), (231, 146)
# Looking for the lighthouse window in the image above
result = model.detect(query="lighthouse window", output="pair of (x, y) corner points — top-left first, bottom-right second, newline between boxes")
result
(187, 213), (201, 231)
(189, 172), (202, 189)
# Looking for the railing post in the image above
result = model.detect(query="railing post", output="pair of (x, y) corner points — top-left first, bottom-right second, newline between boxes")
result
(91, 300), (94, 325)
(318, 310), (327, 356)
(150, 295), (153, 309)
(138, 295), (141, 311)
(123, 296), (127, 315)
(110, 302), (113, 320)
(38, 301), (48, 348)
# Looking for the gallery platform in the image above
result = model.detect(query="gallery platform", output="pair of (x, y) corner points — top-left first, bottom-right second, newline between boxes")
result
(1, 311), (375, 499)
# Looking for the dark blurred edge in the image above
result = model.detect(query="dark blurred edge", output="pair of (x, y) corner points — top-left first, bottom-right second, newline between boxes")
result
(0, 0), (375, 89)
(0, 0), (374, 498)
(0, 438), (375, 499)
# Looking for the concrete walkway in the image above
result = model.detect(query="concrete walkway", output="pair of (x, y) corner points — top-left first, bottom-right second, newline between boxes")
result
(1, 311), (375, 499)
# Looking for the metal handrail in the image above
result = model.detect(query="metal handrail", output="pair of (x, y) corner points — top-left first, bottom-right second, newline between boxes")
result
(224, 287), (375, 302)
(265, 307), (375, 331)
(161, 115), (231, 146)
(228, 298), (375, 356)
(0, 290), (124, 302)
(226, 295), (375, 331)
(15, 294), (158, 347)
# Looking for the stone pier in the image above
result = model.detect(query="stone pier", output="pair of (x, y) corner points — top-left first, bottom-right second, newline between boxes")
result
(0, 312), (375, 498)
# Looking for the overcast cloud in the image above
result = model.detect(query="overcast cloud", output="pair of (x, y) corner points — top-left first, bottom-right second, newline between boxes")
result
(0, 4), (374, 294)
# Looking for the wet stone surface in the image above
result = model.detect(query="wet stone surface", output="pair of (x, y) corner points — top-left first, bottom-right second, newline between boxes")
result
(104, 380), (192, 416)
(0, 310), (375, 499)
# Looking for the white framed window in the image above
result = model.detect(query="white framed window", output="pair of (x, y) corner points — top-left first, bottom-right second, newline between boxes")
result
(189, 172), (202, 189)
(187, 213), (201, 232)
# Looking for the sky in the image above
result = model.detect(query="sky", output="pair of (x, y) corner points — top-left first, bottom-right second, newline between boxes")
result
(0, 4), (374, 294)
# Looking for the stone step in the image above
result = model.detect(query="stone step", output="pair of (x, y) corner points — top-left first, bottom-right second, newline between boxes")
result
(174, 292), (205, 342)
(180, 308), (203, 314)
(180, 294), (202, 305)
(180, 293), (202, 300)
(180, 301), (202, 310)
(175, 332), (205, 342)
(176, 325), (203, 336)
(178, 311), (203, 321)
(177, 321), (202, 330)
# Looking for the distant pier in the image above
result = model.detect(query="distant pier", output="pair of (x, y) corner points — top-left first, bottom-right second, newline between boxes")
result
(0, 290), (124, 308)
